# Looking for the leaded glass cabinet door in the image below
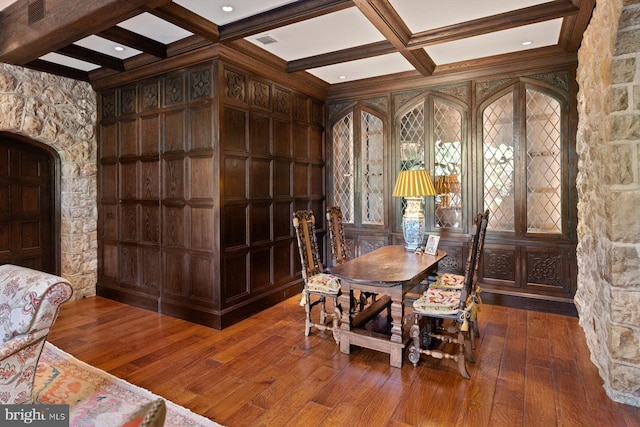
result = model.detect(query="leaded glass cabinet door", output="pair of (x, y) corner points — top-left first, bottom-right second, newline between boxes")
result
(396, 96), (466, 234)
(330, 106), (386, 231)
(482, 84), (568, 237)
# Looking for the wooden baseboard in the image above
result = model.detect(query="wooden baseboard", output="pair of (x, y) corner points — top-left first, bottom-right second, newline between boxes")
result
(480, 290), (577, 317)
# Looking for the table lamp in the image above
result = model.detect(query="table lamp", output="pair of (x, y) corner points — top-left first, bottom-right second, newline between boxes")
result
(392, 169), (437, 251)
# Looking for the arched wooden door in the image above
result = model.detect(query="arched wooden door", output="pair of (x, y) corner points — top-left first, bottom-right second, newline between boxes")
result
(0, 133), (58, 274)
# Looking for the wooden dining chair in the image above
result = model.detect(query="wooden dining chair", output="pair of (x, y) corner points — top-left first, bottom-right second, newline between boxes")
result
(293, 210), (341, 344)
(407, 211), (489, 378)
(326, 206), (376, 311)
(430, 209), (489, 343)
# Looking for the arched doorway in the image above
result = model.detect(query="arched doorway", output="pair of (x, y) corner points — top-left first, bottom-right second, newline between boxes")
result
(0, 132), (60, 274)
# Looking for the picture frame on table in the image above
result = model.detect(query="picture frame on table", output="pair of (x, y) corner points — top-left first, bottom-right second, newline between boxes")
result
(424, 235), (440, 255)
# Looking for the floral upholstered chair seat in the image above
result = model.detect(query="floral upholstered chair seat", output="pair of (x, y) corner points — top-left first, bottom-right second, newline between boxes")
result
(413, 287), (463, 316)
(306, 273), (340, 294)
(429, 273), (465, 290)
(0, 265), (73, 404)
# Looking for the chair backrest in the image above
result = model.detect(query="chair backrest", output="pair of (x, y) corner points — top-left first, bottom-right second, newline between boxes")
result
(461, 210), (490, 300)
(326, 206), (349, 265)
(292, 210), (324, 281)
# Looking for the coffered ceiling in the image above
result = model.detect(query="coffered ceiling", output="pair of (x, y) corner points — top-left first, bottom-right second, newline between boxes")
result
(0, 0), (595, 91)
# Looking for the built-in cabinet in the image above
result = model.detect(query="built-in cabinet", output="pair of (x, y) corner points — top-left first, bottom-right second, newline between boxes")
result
(97, 60), (324, 328)
(328, 70), (577, 314)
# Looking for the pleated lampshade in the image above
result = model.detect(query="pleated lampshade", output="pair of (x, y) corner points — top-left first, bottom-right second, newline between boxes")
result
(392, 170), (437, 197)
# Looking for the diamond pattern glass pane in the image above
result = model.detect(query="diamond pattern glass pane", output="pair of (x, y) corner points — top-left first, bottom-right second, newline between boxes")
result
(483, 93), (515, 231)
(399, 105), (425, 211)
(526, 89), (562, 233)
(332, 113), (354, 223)
(433, 100), (462, 229)
(361, 111), (384, 225)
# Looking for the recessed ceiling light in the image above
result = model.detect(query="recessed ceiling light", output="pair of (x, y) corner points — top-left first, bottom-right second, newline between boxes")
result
(114, 46), (125, 52)
(221, 5), (233, 12)
(338, 75), (347, 80)
(521, 40), (533, 46)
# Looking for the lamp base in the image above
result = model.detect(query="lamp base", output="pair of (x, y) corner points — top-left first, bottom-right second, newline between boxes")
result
(402, 197), (425, 251)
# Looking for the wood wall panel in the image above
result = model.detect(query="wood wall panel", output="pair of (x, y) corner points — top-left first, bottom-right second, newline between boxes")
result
(140, 115), (159, 155)
(273, 201), (291, 239)
(140, 161), (159, 199)
(190, 157), (214, 199)
(190, 255), (214, 300)
(223, 156), (247, 199)
(119, 119), (137, 157)
(273, 120), (291, 156)
(190, 106), (214, 150)
(250, 114), (271, 155)
(100, 123), (117, 158)
(250, 248), (272, 291)
(163, 206), (185, 247)
(223, 204), (247, 248)
(293, 124), (308, 158)
(120, 162), (137, 199)
(274, 161), (291, 197)
(223, 253), (248, 300)
(190, 207), (214, 250)
(293, 164), (308, 196)
(250, 202), (271, 244)
(163, 110), (186, 152)
(98, 59), (323, 329)
(250, 159), (271, 198)
(223, 108), (247, 152)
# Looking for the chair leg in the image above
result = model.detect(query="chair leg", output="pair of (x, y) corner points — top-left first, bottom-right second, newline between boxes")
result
(331, 297), (341, 344)
(304, 292), (312, 337)
(457, 331), (470, 379)
(407, 315), (422, 366)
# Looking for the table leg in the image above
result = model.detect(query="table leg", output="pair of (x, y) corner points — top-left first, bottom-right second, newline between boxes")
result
(339, 285), (352, 354)
(389, 294), (404, 368)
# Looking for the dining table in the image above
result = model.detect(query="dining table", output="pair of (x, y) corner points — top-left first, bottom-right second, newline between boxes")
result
(330, 245), (446, 368)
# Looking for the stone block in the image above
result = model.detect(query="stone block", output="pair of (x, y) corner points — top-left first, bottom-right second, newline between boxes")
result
(635, 85), (640, 110)
(606, 143), (634, 184)
(607, 191), (640, 242)
(609, 362), (640, 398)
(619, 6), (640, 29)
(611, 58), (636, 83)
(611, 246), (640, 287)
(611, 114), (640, 140)
(611, 290), (640, 324)
(615, 28), (640, 56)
(0, 71), (17, 92)
(610, 86), (629, 111)
(610, 324), (640, 363)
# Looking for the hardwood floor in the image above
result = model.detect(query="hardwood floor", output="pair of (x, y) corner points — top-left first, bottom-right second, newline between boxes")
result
(47, 296), (640, 427)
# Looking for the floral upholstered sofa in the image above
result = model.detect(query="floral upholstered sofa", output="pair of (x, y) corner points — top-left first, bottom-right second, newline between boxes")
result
(0, 264), (73, 404)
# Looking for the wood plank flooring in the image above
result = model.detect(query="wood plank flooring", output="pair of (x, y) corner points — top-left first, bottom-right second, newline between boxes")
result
(47, 296), (640, 427)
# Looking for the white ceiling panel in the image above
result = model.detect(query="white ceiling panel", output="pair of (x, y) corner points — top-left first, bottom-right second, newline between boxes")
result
(390, 0), (549, 33)
(74, 35), (142, 59)
(0, 0), (15, 11)
(308, 52), (414, 84)
(175, 0), (299, 25)
(118, 13), (193, 44)
(39, 53), (101, 71)
(426, 19), (563, 64)
(247, 7), (384, 61)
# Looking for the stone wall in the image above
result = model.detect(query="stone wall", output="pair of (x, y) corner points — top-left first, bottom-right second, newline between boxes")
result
(0, 63), (98, 298)
(575, 0), (640, 406)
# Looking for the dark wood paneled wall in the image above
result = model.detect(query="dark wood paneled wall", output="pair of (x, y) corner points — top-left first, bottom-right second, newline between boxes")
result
(97, 59), (325, 328)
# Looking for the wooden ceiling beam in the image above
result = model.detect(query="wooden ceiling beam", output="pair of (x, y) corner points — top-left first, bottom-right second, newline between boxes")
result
(219, 0), (353, 41)
(408, 0), (580, 48)
(558, 0), (596, 52)
(146, 2), (220, 43)
(0, 0), (171, 65)
(286, 40), (395, 72)
(97, 26), (168, 59)
(25, 59), (90, 82)
(353, 0), (435, 76)
(56, 44), (126, 71)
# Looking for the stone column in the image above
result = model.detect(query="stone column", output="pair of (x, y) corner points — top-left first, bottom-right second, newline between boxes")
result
(0, 63), (98, 298)
(575, 0), (640, 406)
